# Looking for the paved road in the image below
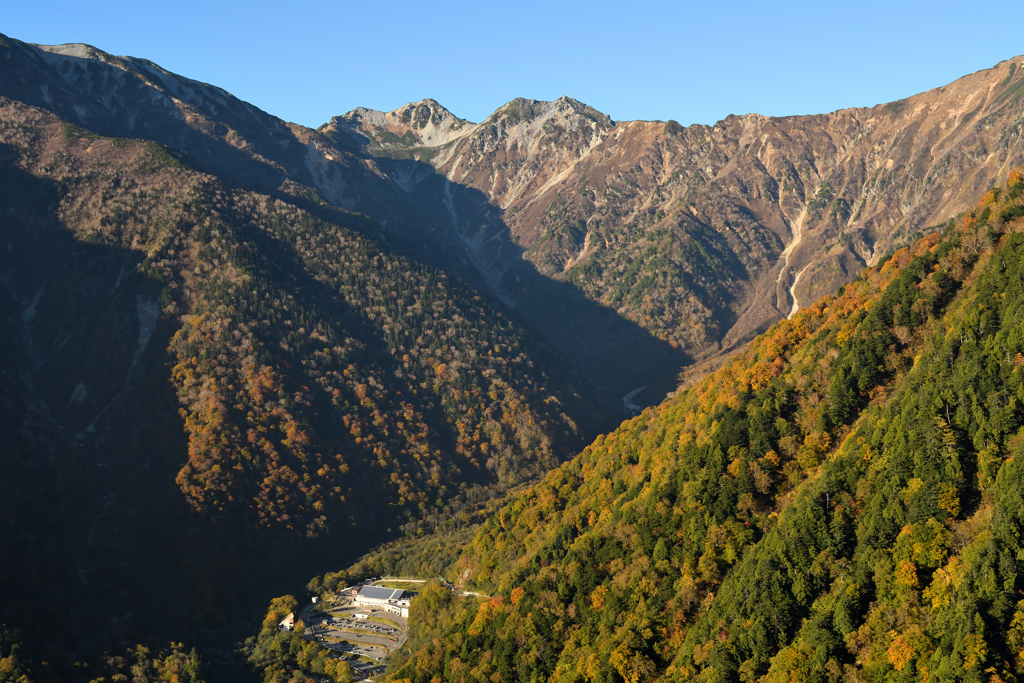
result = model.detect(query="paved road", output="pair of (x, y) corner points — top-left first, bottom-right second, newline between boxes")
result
(311, 633), (387, 661)
(300, 600), (406, 674)
(312, 624), (397, 652)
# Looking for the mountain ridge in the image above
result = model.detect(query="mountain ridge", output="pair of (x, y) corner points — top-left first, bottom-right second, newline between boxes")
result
(1, 31), (689, 415)
(11, 31), (1023, 415)
(332, 53), (1024, 361)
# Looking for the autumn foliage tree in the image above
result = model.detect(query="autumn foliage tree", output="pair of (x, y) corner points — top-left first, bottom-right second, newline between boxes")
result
(383, 170), (1024, 683)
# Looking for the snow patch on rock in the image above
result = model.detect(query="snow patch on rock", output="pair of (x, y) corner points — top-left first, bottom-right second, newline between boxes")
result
(68, 381), (88, 406)
(623, 386), (647, 415)
(21, 288), (43, 323)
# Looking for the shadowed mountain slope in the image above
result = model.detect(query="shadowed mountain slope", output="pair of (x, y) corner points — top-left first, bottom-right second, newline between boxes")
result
(0, 32), (690, 416)
(0, 96), (606, 676)
(3, 32), (1024, 681)
(14, 35), (1023, 417)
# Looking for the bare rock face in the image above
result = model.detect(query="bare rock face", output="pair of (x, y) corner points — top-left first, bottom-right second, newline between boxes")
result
(0, 34), (447, 241)
(338, 60), (1024, 365)
(329, 99), (474, 150)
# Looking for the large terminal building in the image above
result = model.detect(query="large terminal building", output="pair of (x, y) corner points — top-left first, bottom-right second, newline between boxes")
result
(353, 586), (412, 618)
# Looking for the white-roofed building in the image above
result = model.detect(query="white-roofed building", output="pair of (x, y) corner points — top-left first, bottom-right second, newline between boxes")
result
(354, 586), (412, 617)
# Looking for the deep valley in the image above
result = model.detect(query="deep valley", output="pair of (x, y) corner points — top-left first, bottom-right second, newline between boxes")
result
(1, 31), (1024, 683)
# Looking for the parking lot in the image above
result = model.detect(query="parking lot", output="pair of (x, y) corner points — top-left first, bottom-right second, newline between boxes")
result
(298, 596), (409, 679)
(285, 576), (481, 680)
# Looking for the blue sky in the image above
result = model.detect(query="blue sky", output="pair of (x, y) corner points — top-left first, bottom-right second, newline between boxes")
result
(5, 0), (1022, 128)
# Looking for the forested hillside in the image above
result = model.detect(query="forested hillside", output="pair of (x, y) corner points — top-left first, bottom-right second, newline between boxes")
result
(2, 96), (597, 528)
(8, 33), (1024, 418)
(0, 32), (694, 415)
(378, 171), (1024, 683)
(0, 96), (601, 677)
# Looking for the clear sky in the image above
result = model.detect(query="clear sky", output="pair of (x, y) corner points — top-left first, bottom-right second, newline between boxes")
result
(4, 0), (1022, 129)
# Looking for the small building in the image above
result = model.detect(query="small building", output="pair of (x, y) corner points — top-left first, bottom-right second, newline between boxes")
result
(354, 610), (370, 620)
(392, 597), (412, 618)
(279, 612), (295, 631)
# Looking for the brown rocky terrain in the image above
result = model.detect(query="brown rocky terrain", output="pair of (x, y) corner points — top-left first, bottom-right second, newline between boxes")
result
(331, 60), (1024, 366)
(0, 34), (690, 413)
(4, 34), (1024, 414)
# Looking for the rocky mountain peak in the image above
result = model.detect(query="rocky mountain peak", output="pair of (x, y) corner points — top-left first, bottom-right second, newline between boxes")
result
(13, 36), (265, 134)
(34, 41), (107, 60)
(329, 98), (474, 150)
(489, 95), (614, 130)
(392, 98), (462, 129)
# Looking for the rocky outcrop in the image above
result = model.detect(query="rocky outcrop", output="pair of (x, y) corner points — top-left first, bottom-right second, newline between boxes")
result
(327, 99), (474, 151)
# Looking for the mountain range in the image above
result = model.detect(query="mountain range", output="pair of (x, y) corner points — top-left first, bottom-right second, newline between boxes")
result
(7, 35), (1022, 411)
(1, 29), (1024, 683)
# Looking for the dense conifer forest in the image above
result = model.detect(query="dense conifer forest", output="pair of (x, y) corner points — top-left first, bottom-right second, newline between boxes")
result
(282, 172), (1024, 683)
